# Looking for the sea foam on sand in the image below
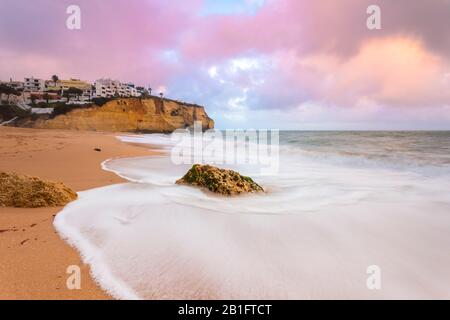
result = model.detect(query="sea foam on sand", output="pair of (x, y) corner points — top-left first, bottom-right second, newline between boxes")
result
(54, 134), (450, 299)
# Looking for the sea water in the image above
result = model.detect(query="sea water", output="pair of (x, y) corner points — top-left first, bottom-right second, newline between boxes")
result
(54, 131), (450, 299)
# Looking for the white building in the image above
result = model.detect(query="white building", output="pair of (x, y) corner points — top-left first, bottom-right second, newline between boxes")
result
(94, 79), (116, 98)
(24, 77), (45, 92)
(94, 79), (141, 98)
(1, 79), (24, 91)
(31, 107), (54, 114)
(125, 83), (141, 97)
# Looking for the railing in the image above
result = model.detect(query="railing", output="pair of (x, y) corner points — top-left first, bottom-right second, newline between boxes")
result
(15, 101), (31, 111)
(0, 116), (18, 126)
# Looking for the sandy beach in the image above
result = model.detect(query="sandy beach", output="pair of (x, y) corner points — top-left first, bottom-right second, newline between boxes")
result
(0, 127), (153, 299)
(2, 127), (450, 299)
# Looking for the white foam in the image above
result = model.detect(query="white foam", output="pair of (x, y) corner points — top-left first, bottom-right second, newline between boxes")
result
(54, 133), (450, 299)
(54, 190), (140, 300)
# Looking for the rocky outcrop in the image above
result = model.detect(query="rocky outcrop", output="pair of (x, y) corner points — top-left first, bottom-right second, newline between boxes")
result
(32, 97), (214, 132)
(176, 164), (264, 195)
(0, 172), (77, 208)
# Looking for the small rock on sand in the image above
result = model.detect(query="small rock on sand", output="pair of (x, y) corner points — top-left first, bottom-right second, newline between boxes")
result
(0, 172), (77, 208)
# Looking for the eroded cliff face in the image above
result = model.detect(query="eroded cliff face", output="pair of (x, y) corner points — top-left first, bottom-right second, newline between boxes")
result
(33, 98), (214, 132)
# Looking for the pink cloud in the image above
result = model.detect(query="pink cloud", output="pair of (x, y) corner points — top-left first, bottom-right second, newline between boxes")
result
(180, 0), (450, 60)
(273, 37), (450, 108)
(0, 0), (449, 128)
(0, 0), (202, 84)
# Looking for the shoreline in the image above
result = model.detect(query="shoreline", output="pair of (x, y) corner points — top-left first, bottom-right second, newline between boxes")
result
(50, 132), (450, 299)
(0, 127), (155, 299)
(2, 128), (450, 299)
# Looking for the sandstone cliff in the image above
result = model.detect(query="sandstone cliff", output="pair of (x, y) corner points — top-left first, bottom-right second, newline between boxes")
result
(32, 97), (214, 132)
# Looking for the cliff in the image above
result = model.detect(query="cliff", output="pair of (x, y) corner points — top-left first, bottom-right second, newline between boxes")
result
(31, 97), (214, 132)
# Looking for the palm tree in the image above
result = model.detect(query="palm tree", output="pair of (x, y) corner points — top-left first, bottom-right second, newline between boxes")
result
(51, 75), (61, 96)
(148, 87), (152, 96)
(159, 92), (164, 98)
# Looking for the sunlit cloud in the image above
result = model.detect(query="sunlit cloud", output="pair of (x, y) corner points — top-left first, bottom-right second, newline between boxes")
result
(1, 0), (449, 129)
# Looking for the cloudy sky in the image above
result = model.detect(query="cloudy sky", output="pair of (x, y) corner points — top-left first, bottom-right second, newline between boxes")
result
(1, 0), (449, 129)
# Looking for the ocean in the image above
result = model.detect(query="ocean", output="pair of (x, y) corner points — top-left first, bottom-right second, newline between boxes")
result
(54, 131), (450, 299)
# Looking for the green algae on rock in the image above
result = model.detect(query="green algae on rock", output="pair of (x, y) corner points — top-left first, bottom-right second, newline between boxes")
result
(176, 164), (264, 195)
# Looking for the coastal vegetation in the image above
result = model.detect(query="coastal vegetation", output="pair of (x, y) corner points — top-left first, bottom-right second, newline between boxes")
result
(0, 84), (21, 104)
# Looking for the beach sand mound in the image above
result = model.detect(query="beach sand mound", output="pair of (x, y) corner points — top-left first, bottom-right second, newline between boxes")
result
(0, 172), (77, 208)
(176, 164), (264, 195)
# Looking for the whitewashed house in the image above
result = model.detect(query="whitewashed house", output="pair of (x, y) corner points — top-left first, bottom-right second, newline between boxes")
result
(94, 79), (142, 98)
(24, 77), (45, 92)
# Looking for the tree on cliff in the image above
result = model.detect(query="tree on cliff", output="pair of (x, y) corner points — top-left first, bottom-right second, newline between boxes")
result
(159, 92), (164, 98)
(64, 87), (83, 101)
(51, 75), (59, 83)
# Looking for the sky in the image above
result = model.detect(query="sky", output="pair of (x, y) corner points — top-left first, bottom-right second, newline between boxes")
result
(0, 0), (449, 130)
